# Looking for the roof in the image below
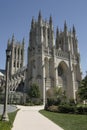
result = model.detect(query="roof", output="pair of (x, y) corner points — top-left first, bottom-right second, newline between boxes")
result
(0, 72), (4, 76)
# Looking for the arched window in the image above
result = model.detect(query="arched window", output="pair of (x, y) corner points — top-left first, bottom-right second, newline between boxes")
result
(18, 48), (19, 59)
(17, 62), (19, 68)
(21, 49), (23, 60)
(14, 47), (16, 59)
(14, 61), (16, 67)
(48, 28), (50, 40)
(58, 66), (63, 76)
(43, 26), (45, 38)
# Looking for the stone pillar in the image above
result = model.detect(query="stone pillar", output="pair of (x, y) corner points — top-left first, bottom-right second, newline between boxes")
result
(45, 27), (48, 47)
(41, 26), (43, 43)
(71, 37), (74, 55)
(72, 71), (76, 99)
(53, 51), (58, 87)
(55, 67), (58, 87)
(42, 55), (46, 106)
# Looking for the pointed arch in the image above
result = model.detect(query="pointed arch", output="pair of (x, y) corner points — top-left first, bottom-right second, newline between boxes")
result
(58, 61), (68, 90)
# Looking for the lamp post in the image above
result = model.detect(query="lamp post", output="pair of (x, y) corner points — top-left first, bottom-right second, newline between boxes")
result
(2, 49), (11, 121)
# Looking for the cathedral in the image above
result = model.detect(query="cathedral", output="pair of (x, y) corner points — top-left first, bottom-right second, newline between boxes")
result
(6, 12), (82, 104)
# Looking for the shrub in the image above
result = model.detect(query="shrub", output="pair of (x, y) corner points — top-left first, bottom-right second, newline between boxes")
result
(58, 105), (87, 114)
(46, 98), (61, 107)
(58, 104), (76, 113)
(76, 106), (83, 114)
(48, 105), (58, 112)
(83, 107), (87, 113)
(76, 106), (87, 114)
(69, 99), (76, 106)
(46, 98), (55, 106)
(31, 98), (43, 105)
(25, 98), (43, 106)
(28, 83), (40, 98)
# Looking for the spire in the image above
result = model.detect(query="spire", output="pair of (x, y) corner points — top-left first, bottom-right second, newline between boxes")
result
(49, 15), (52, 23)
(38, 10), (41, 18)
(38, 10), (42, 23)
(56, 26), (59, 37)
(7, 38), (10, 47)
(31, 16), (34, 28)
(56, 27), (59, 49)
(72, 25), (76, 36)
(49, 15), (52, 28)
(12, 33), (15, 43)
(22, 37), (25, 46)
(64, 20), (67, 33)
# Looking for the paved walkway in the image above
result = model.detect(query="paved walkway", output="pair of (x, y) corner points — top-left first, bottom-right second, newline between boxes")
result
(0, 104), (17, 115)
(12, 105), (63, 130)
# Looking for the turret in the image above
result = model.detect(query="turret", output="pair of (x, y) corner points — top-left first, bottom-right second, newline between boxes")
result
(31, 17), (35, 29)
(7, 38), (10, 47)
(49, 15), (53, 28)
(64, 20), (67, 35)
(56, 27), (59, 38)
(48, 16), (54, 48)
(38, 11), (42, 24)
(12, 33), (15, 44)
(72, 25), (76, 37)
(56, 27), (59, 49)
(22, 37), (25, 46)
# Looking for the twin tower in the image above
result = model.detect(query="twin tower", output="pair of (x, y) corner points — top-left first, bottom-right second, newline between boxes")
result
(7, 12), (82, 103)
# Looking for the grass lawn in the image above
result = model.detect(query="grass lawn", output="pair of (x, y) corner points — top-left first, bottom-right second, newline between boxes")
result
(0, 110), (18, 130)
(40, 110), (87, 130)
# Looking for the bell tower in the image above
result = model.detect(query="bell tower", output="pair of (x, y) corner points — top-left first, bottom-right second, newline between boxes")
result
(7, 34), (25, 77)
(27, 12), (82, 102)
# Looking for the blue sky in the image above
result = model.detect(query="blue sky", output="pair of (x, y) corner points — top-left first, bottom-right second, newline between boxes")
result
(0, 0), (87, 77)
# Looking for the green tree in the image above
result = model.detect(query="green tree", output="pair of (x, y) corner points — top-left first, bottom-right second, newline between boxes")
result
(46, 87), (66, 105)
(46, 87), (63, 98)
(55, 87), (66, 103)
(78, 75), (87, 101)
(29, 83), (40, 98)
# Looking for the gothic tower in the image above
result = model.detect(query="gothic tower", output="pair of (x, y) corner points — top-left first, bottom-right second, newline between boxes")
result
(7, 34), (25, 78)
(27, 12), (81, 103)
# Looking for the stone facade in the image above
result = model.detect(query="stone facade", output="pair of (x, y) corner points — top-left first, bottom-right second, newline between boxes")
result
(27, 12), (82, 103)
(6, 35), (26, 94)
(0, 72), (5, 89)
(4, 12), (82, 104)
(7, 34), (25, 77)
